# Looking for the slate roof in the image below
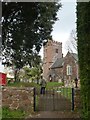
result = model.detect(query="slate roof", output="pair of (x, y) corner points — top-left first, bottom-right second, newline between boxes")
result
(51, 57), (64, 69)
(50, 52), (78, 69)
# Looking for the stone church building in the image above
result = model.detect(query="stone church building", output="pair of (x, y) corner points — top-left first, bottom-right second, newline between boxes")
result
(43, 39), (78, 86)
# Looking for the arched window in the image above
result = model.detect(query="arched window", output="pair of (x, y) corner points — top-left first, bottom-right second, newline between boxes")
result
(67, 65), (72, 75)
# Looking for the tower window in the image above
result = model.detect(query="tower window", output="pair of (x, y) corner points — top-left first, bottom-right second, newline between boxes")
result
(56, 49), (58, 53)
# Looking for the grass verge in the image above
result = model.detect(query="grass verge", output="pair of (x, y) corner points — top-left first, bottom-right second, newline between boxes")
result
(2, 107), (26, 118)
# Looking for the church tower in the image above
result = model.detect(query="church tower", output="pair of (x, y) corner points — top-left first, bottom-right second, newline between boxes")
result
(43, 39), (62, 80)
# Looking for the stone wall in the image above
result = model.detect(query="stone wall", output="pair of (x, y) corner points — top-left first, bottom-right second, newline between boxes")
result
(2, 87), (82, 113)
(2, 87), (34, 113)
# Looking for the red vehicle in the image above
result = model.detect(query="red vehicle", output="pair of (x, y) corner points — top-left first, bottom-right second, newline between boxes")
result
(0, 72), (7, 85)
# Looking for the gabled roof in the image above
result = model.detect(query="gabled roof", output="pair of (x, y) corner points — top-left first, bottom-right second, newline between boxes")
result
(50, 52), (78, 69)
(51, 57), (64, 69)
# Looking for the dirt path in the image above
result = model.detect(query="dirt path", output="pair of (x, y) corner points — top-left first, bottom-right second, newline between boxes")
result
(30, 111), (81, 119)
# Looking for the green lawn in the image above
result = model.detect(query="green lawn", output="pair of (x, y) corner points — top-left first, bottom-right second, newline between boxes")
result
(7, 81), (63, 88)
(46, 82), (64, 89)
(7, 81), (40, 88)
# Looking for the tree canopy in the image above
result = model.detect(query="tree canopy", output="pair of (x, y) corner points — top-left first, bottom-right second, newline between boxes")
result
(2, 2), (61, 69)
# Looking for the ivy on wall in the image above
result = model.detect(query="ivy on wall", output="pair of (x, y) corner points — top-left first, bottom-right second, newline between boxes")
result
(77, 2), (90, 120)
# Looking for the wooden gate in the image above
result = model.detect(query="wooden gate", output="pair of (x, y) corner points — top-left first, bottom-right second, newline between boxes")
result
(33, 87), (74, 111)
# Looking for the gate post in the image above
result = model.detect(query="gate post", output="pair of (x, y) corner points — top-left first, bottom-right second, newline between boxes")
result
(53, 89), (55, 111)
(33, 87), (36, 111)
(72, 88), (74, 111)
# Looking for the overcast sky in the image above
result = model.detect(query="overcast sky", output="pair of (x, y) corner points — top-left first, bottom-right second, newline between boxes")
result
(40, 1), (76, 58)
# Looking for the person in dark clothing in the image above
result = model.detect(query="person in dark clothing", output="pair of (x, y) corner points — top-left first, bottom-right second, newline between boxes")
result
(49, 75), (52, 82)
(74, 77), (78, 88)
(40, 76), (47, 94)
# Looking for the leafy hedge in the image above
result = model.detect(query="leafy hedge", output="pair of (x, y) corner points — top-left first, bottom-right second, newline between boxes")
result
(77, 2), (90, 120)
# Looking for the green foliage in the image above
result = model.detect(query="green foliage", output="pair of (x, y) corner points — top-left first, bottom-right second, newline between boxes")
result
(18, 65), (42, 82)
(0, 108), (2, 118)
(2, 107), (26, 118)
(2, 2), (61, 69)
(22, 66), (31, 81)
(30, 67), (41, 78)
(77, 2), (90, 120)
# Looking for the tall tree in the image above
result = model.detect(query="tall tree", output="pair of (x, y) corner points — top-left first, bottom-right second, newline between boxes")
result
(65, 29), (77, 53)
(77, 2), (90, 119)
(2, 2), (61, 69)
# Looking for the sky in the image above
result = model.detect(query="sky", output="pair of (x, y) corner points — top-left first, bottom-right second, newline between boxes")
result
(39, 0), (76, 58)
